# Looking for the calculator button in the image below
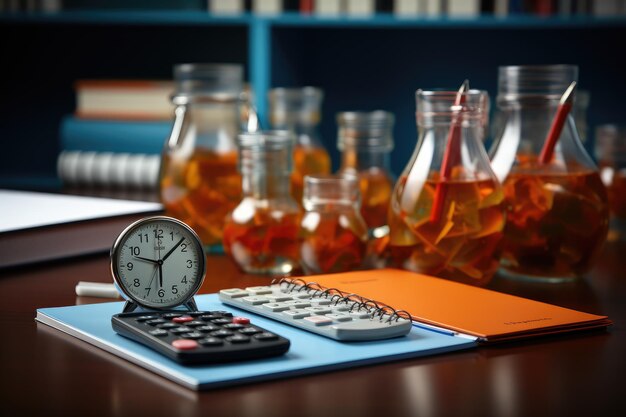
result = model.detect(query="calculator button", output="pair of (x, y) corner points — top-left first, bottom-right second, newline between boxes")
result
(214, 311), (233, 317)
(156, 323), (179, 329)
(349, 311), (371, 319)
(170, 326), (193, 334)
(282, 309), (311, 319)
(162, 313), (182, 319)
(199, 314), (222, 321)
(254, 332), (278, 341)
(172, 316), (194, 323)
(292, 293), (312, 299)
(219, 289), (249, 298)
(310, 298), (332, 306)
(263, 302), (291, 312)
(198, 337), (224, 346)
(326, 313), (352, 322)
(145, 319), (167, 326)
(242, 296), (270, 305)
(233, 317), (250, 325)
(303, 316), (333, 326)
(284, 300), (311, 308)
(245, 286), (273, 295)
(149, 329), (168, 337)
(181, 332), (205, 340)
(332, 306), (349, 312)
(239, 327), (262, 335)
(136, 315), (158, 322)
(210, 330), (234, 338)
(265, 294), (293, 302)
(171, 339), (198, 350)
(223, 323), (246, 330)
(186, 311), (206, 317)
(186, 321), (206, 327)
(210, 318), (233, 325)
(226, 334), (251, 343)
(197, 325), (221, 333)
(305, 306), (332, 315)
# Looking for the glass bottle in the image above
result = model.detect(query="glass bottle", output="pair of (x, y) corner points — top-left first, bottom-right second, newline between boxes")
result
(388, 90), (504, 286)
(336, 111), (395, 267)
(300, 174), (369, 274)
(268, 87), (331, 205)
(160, 63), (253, 251)
(489, 65), (609, 281)
(223, 131), (302, 275)
(595, 124), (626, 240)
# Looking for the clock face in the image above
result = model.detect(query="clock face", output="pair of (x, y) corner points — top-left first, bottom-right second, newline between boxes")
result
(111, 217), (206, 309)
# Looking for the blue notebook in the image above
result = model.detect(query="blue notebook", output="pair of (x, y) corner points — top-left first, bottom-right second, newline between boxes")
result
(36, 293), (477, 390)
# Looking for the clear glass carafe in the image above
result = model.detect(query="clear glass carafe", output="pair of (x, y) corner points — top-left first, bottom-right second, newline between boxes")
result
(389, 90), (505, 286)
(268, 87), (331, 205)
(489, 65), (609, 281)
(300, 175), (368, 274)
(223, 131), (302, 275)
(160, 64), (254, 251)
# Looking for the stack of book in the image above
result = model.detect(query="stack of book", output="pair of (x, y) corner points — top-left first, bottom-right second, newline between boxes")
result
(57, 80), (174, 190)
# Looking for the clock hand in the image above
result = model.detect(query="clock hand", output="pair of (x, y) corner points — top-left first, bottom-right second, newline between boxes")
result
(133, 256), (158, 264)
(147, 264), (158, 290)
(162, 237), (185, 262)
(158, 261), (163, 288)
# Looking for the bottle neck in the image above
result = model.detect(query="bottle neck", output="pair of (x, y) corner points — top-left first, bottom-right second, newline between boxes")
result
(242, 171), (292, 199)
(340, 147), (391, 172)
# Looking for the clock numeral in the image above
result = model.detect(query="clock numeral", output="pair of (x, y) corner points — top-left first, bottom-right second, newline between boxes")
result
(171, 285), (178, 294)
(133, 279), (140, 287)
(186, 260), (192, 268)
(154, 229), (163, 239)
(139, 233), (149, 243)
(158, 289), (165, 298)
(129, 246), (140, 256)
(180, 243), (187, 252)
(170, 231), (175, 241)
(144, 288), (151, 296)
(181, 275), (187, 284)
(127, 262), (134, 271)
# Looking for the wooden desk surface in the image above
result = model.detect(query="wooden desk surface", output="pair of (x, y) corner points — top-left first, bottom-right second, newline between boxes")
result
(1, 240), (624, 417)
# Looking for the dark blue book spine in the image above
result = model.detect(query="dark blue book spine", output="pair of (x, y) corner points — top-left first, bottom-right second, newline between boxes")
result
(60, 116), (171, 155)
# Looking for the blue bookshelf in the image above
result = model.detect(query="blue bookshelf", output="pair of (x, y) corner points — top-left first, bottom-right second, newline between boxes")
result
(1, 11), (626, 185)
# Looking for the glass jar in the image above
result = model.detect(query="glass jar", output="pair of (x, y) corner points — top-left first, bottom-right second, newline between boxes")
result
(489, 65), (609, 281)
(300, 175), (368, 274)
(268, 87), (331, 205)
(389, 90), (504, 286)
(337, 111), (395, 230)
(223, 131), (302, 275)
(595, 124), (626, 241)
(160, 63), (253, 252)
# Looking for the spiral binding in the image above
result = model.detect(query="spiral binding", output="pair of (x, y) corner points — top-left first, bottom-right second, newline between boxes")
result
(270, 277), (411, 324)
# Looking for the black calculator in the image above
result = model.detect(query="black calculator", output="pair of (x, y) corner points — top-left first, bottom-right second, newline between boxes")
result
(112, 310), (290, 365)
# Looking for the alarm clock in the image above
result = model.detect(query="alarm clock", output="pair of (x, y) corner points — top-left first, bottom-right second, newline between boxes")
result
(111, 216), (206, 313)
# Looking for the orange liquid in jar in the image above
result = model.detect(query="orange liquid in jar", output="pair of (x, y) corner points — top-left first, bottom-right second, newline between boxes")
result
(291, 145), (331, 205)
(599, 165), (626, 219)
(223, 203), (301, 274)
(300, 211), (368, 274)
(160, 149), (241, 247)
(389, 176), (505, 285)
(501, 169), (609, 278)
(357, 168), (394, 229)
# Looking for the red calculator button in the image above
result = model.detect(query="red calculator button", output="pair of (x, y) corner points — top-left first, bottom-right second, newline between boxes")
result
(172, 316), (193, 323)
(233, 317), (250, 325)
(172, 339), (198, 350)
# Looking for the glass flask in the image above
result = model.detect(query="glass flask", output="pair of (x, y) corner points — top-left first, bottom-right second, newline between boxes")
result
(336, 111), (396, 267)
(160, 63), (254, 251)
(268, 87), (331, 205)
(300, 175), (369, 274)
(223, 131), (302, 275)
(389, 90), (505, 286)
(489, 65), (609, 281)
(595, 124), (626, 241)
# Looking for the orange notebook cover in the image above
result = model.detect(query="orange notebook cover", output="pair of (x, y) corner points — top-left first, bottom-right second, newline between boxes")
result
(302, 269), (611, 342)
